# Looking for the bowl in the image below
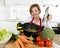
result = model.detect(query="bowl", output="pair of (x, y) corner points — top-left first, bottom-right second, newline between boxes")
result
(0, 32), (12, 48)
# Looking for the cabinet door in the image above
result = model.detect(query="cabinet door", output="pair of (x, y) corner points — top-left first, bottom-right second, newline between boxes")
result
(9, 5), (30, 21)
(5, 0), (20, 5)
(5, 0), (41, 5)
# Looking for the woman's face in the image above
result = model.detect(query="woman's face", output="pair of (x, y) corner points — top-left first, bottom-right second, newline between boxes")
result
(30, 7), (40, 18)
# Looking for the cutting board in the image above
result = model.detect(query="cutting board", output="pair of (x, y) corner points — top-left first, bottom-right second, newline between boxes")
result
(4, 41), (17, 48)
(4, 34), (58, 48)
(4, 41), (40, 48)
(4, 34), (59, 48)
(53, 34), (60, 45)
(4, 41), (53, 48)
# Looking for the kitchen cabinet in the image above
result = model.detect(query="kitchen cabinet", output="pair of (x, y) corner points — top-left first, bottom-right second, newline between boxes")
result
(0, 0), (4, 6)
(5, 0), (41, 5)
(9, 5), (30, 20)
(5, 0), (20, 5)
(5, 0), (60, 22)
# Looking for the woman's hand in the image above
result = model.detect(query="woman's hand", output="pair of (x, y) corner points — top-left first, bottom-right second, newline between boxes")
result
(47, 15), (52, 21)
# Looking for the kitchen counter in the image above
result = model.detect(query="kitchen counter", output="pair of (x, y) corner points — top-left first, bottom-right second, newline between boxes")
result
(4, 41), (53, 48)
(53, 34), (60, 45)
(4, 34), (60, 48)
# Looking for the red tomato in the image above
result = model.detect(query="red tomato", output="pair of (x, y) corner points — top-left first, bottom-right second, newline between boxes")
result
(37, 40), (44, 47)
(43, 38), (48, 42)
(43, 38), (48, 46)
(46, 40), (52, 47)
(36, 36), (41, 42)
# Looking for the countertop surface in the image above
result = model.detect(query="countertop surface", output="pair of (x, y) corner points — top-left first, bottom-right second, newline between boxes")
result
(4, 34), (60, 48)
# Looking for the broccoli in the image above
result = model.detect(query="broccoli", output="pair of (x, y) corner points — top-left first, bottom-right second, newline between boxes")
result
(41, 27), (55, 40)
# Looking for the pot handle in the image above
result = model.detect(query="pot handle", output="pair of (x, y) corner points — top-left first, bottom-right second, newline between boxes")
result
(38, 26), (44, 32)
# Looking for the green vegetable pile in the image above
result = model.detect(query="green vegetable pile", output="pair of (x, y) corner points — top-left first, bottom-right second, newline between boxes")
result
(41, 27), (55, 40)
(10, 33), (18, 41)
(0, 28), (12, 41)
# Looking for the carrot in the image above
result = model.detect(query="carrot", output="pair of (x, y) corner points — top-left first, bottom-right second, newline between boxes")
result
(23, 43), (29, 48)
(18, 35), (30, 40)
(18, 35), (34, 44)
(18, 36), (26, 43)
(15, 41), (20, 48)
(17, 39), (25, 48)
(26, 43), (35, 48)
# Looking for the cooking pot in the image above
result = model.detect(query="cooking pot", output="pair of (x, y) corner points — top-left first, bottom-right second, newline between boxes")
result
(22, 22), (43, 37)
(16, 22), (44, 37)
(22, 23), (40, 32)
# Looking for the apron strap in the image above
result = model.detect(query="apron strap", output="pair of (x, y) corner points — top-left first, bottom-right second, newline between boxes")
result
(30, 18), (34, 23)
(30, 17), (42, 27)
(40, 18), (42, 27)
(30, 17), (42, 32)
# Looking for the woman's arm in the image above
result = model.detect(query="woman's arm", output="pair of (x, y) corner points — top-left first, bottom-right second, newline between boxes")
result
(43, 15), (52, 30)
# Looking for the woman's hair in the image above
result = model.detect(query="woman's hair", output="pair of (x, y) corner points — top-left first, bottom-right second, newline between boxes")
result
(29, 4), (41, 14)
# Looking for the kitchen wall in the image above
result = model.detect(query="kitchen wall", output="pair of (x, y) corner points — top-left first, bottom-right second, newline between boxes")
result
(0, 0), (60, 34)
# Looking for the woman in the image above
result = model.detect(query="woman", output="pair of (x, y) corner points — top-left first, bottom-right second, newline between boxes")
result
(29, 4), (42, 32)
(29, 4), (42, 28)
(23, 4), (42, 32)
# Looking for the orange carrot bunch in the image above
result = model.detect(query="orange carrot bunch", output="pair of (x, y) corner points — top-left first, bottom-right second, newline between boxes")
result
(15, 35), (34, 48)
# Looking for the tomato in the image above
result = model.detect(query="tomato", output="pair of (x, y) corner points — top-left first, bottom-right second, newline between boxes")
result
(46, 40), (52, 47)
(43, 38), (48, 42)
(37, 40), (44, 47)
(36, 36), (41, 42)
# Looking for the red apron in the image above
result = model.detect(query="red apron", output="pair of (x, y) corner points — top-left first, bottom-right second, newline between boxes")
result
(30, 17), (42, 32)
